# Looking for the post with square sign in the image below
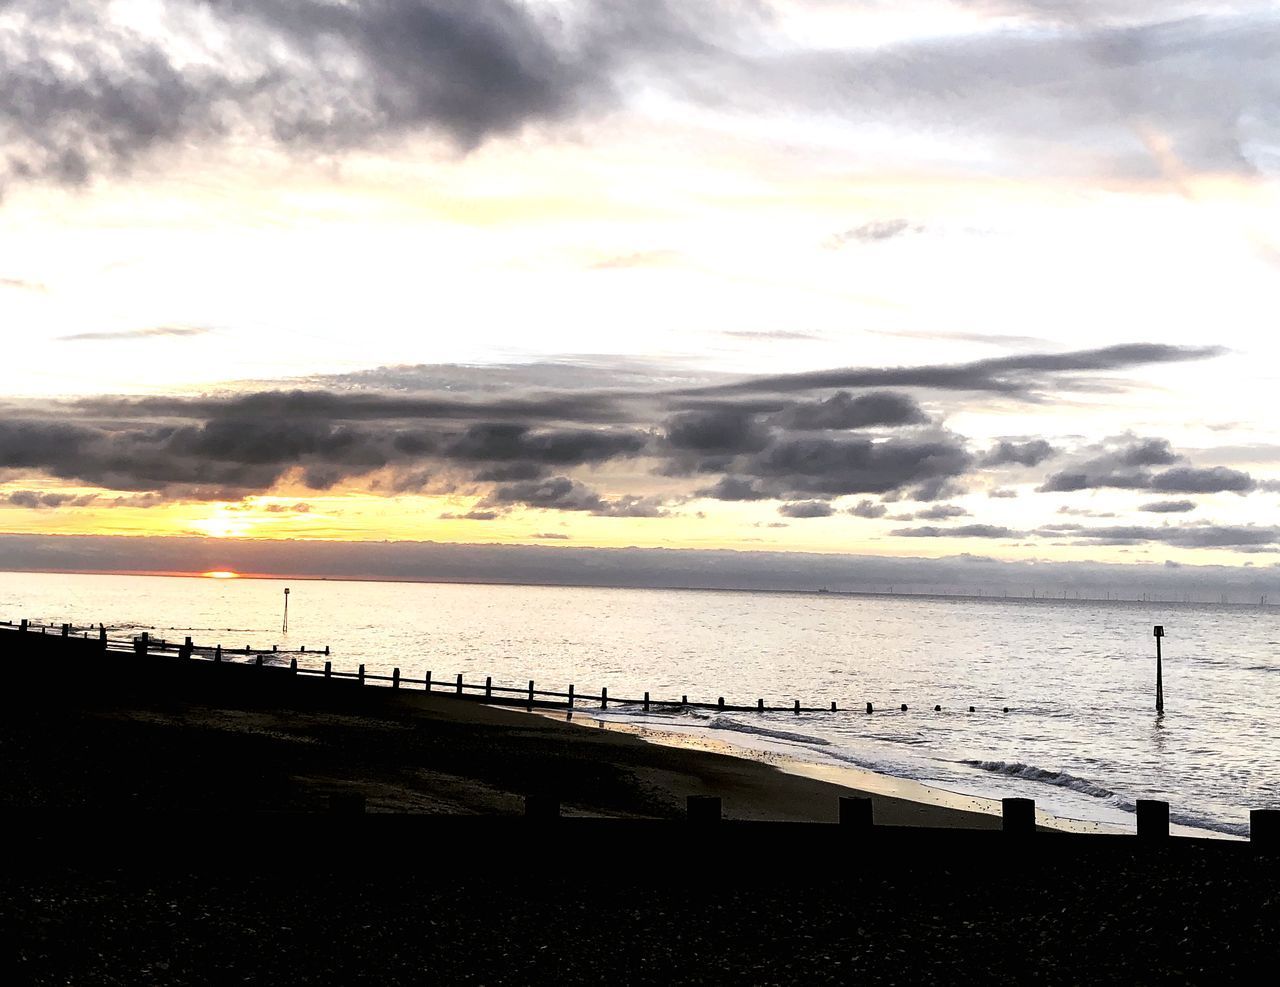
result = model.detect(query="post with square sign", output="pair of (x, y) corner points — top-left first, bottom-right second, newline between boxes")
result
(1153, 625), (1165, 713)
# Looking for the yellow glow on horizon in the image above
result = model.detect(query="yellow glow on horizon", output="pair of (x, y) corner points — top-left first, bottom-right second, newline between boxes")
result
(202, 570), (239, 579)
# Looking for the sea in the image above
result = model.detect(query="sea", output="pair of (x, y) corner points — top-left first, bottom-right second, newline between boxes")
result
(3, 570), (1277, 837)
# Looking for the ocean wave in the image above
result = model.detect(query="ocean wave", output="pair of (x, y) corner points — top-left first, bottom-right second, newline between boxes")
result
(704, 717), (833, 748)
(960, 759), (1115, 800)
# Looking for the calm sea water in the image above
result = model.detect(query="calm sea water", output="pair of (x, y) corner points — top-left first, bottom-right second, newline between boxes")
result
(3, 570), (1277, 835)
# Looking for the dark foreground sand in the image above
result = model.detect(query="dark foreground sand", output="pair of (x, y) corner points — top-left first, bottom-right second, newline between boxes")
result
(2, 638), (1277, 984)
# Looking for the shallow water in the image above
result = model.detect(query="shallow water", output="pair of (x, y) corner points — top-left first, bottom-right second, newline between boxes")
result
(3, 570), (1277, 835)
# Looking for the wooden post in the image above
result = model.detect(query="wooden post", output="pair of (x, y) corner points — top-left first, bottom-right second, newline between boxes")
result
(136, 632), (149, 656)
(1002, 797), (1036, 835)
(934, 704), (941, 712)
(183, 636), (193, 659)
(568, 684), (575, 711)
(900, 703), (907, 711)
(794, 699), (800, 715)
(758, 698), (764, 712)
(456, 673), (462, 695)
(528, 680), (535, 711)
(1154, 625), (1165, 713)
(1136, 799), (1169, 840)
(682, 695), (688, 706)
(392, 668), (400, 689)
(525, 795), (560, 820)
(61, 623), (69, 637)
(839, 796), (873, 829)
(324, 646), (330, 655)
(601, 687), (608, 709)
(324, 661), (331, 678)
(866, 702), (873, 713)
(19, 619), (27, 632)
(718, 696), (724, 711)
(425, 670), (432, 691)
(273, 644), (278, 652)
(358, 664), (365, 684)
(215, 644), (222, 662)
(485, 676), (492, 699)
(290, 658), (298, 675)
(643, 691), (650, 712)
(255, 654), (263, 669)
(687, 795), (722, 823)
(1251, 809), (1280, 851)
(831, 701), (837, 711)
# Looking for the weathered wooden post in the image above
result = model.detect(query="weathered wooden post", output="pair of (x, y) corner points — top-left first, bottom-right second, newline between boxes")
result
(900, 703), (907, 711)
(183, 636), (193, 659)
(485, 676), (492, 699)
(324, 646), (330, 656)
(290, 658), (298, 675)
(758, 698), (764, 712)
(425, 670), (431, 691)
(255, 654), (263, 669)
(61, 623), (69, 637)
(794, 699), (800, 715)
(324, 661), (331, 678)
(392, 667), (400, 689)
(1136, 799), (1169, 840)
(358, 663), (365, 684)
(215, 644), (222, 662)
(831, 701), (837, 711)
(455, 673), (462, 694)
(718, 696), (724, 711)
(567, 684), (575, 711)
(1002, 797), (1036, 835)
(98, 625), (106, 650)
(1154, 625), (1165, 713)
(601, 687), (608, 709)
(839, 796), (873, 830)
(1251, 809), (1280, 851)
(527, 680), (535, 710)
(866, 702), (873, 713)
(272, 644), (278, 653)
(681, 694), (688, 706)
(19, 619), (27, 633)
(643, 691), (650, 712)
(687, 795), (722, 824)
(135, 632), (149, 656)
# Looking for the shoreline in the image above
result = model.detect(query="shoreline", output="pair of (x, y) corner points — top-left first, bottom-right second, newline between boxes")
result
(543, 708), (1240, 840)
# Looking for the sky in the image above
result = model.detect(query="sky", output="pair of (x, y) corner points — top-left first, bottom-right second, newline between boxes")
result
(2, 0), (1280, 591)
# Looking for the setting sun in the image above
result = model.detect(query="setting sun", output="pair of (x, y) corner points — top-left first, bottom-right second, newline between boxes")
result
(201, 570), (240, 580)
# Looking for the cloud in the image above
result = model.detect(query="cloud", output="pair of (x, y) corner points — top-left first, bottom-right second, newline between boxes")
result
(1051, 523), (1280, 549)
(1140, 500), (1197, 513)
(778, 500), (834, 518)
(695, 476), (772, 501)
(4, 490), (98, 509)
(912, 503), (970, 521)
(848, 499), (887, 518)
(773, 391), (929, 430)
(57, 326), (211, 342)
(482, 475), (605, 512)
(531, 532), (569, 540)
(827, 219), (924, 246)
(988, 488), (1019, 498)
(677, 344), (1224, 397)
(980, 439), (1057, 468)
(440, 509), (501, 521)
(663, 408), (771, 455)
(892, 524), (1019, 538)
(1038, 435), (1255, 494)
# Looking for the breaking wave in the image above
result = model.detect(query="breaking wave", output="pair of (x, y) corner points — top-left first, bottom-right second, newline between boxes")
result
(961, 759), (1115, 800)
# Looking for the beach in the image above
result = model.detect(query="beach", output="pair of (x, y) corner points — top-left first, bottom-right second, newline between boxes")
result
(3, 633), (1278, 984)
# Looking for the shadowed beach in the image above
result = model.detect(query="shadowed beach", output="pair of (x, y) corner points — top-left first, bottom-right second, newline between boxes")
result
(2, 633), (1277, 983)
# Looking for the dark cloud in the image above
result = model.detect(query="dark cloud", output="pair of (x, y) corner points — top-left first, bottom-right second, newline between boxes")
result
(736, 435), (973, 498)
(4, 490), (98, 509)
(481, 476), (604, 512)
(980, 439), (1057, 468)
(57, 326), (211, 342)
(439, 510), (501, 521)
(778, 500), (834, 518)
(1052, 524), (1280, 549)
(773, 391), (929, 430)
(695, 476), (772, 501)
(1038, 435), (1255, 494)
(891, 524), (1019, 538)
(677, 344), (1224, 397)
(1148, 466), (1255, 494)
(848, 499), (887, 518)
(445, 422), (648, 466)
(663, 408), (771, 455)
(1140, 500), (1197, 513)
(912, 503), (970, 521)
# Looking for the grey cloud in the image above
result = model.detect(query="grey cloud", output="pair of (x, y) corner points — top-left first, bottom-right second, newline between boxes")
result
(1148, 466), (1255, 494)
(531, 532), (570, 540)
(981, 439), (1057, 468)
(663, 408), (771, 457)
(58, 326), (211, 342)
(484, 476), (605, 512)
(678, 344), (1224, 397)
(445, 422), (648, 466)
(773, 391), (929, 430)
(912, 503), (970, 521)
(892, 524), (1019, 538)
(848, 499), (887, 518)
(5, 490), (98, 509)
(1056, 523), (1280, 548)
(778, 500), (834, 518)
(738, 435), (973, 498)
(696, 476), (772, 501)
(988, 488), (1019, 498)
(440, 509), (502, 521)
(1140, 499), (1197, 513)
(1037, 435), (1253, 494)
(827, 219), (923, 246)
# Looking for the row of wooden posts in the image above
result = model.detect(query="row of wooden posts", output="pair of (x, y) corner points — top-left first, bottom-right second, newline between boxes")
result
(327, 790), (1280, 847)
(5, 618), (1006, 716)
